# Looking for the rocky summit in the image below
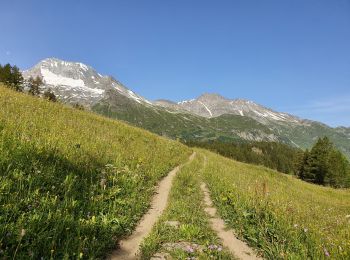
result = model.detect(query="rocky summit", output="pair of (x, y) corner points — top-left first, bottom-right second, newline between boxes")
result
(22, 58), (151, 107)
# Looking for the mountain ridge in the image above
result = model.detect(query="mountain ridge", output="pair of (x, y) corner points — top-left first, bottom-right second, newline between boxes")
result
(22, 57), (152, 107)
(22, 58), (350, 158)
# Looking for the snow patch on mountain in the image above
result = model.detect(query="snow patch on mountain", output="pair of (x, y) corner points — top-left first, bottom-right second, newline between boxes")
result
(41, 67), (84, 87)
(23, 58), (152, 107)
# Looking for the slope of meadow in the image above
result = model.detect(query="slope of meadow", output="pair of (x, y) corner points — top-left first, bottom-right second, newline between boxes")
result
(200, 149), (350, 259)
(0, 86), (191, 259)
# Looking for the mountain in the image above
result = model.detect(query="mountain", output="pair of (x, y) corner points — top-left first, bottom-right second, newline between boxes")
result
(22, 58), (152, 107)
(23, 58), (350, 158)
(169, 93), (300, 124)
(336, 127), (350, 138)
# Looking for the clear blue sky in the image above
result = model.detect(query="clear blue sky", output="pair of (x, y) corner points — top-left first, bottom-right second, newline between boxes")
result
(1, 0), (349, 127)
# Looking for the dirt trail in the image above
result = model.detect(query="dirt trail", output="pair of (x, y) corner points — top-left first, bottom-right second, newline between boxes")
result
(200, 182), (261, 260)
(109, 152), (196, 260)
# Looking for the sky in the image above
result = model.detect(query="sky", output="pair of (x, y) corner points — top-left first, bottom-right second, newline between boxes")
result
(0, 0), (349, 127)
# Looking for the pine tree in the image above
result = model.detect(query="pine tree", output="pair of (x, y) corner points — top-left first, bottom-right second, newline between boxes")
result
(0, 63), (24, 91)
(307, 137), (333, 184)
(11, 65), (24, 91)
(28, 76), (43, 96)
(43, 89), (57, 102)
(298, 137), (350, 188)
(73, 103), (85, 110)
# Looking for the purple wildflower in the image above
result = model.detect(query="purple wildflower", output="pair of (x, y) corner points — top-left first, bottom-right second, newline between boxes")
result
(185, 246), (194, 253)
(208, 244), (215, 250)
(323, 247), (330, 257)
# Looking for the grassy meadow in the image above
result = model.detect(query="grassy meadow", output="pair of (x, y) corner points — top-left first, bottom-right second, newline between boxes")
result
(0, 86), (191, 259)
(1, 84), (349, 260)
(200, 149), (350, 259)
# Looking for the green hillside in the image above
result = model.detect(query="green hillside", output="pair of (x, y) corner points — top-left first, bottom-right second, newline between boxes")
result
(93, 100), (281, 142)
(0, 85), (191, 259)
(93, 98), (350, 159)
(200, 149), (350, 259)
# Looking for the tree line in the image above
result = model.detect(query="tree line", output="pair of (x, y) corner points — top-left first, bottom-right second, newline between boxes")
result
(297, 137), (350, 188)
(0, 63), (57, 101)
(186, 140), (302, 174)
(187, 138), (350, 188)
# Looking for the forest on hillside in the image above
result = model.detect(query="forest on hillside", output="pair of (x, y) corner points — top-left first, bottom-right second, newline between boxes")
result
(187, 139), (350, 188)
(186, 140), (302, 174)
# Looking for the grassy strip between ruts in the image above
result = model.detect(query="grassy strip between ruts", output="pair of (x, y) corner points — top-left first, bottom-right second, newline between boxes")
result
(140, 153), (235, 259)
(199, 148), (350, 259)
(0, 86), (191, 259)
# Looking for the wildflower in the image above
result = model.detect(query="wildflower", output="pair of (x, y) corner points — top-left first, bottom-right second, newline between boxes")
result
(293, 224), (298, 228)
(20, 229), (26, 238)
(323, 247), (330, 257)
(185, 246), (194, 253)
(100, 178), (107, 190)
(217, 246), (222, 251)
(208, 244), (215, 250)
(303, 228), (308, 233)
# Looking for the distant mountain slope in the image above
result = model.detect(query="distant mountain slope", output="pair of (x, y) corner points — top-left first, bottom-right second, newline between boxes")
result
(168, 93), (300, 125)
(23, 58), (350, 158)
(336, 126), (350, 138)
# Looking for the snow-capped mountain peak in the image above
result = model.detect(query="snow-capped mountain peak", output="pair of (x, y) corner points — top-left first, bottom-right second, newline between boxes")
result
(22, 58), (151, 107)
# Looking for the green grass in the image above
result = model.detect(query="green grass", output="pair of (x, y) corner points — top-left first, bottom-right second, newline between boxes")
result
(2, 85), (350, 259)
(0, 86), (191, 259)
(140, 153), (234, 259)
(199, 148), (350, 259)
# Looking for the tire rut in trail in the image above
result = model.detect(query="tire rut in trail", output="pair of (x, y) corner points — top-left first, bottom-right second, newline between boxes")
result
(201, 157), (262, 260)
(109, 152), (196, 260)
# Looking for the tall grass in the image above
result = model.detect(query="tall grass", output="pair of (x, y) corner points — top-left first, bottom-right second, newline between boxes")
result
(200, 149), (350, 259)
(0, 86), (191, 259)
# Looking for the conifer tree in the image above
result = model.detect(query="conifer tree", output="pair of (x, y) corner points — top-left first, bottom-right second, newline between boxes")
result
(43, 89), (57, 102)
(28, 76), (43, 96)
(298, 137), (350, 188)
(0, 63), (23, 91)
